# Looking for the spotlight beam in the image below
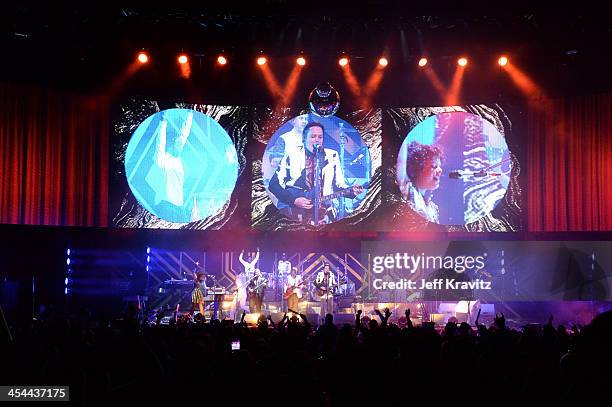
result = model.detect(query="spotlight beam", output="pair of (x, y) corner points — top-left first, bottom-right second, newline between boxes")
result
(258, 59), (305, 108)
(259, 63), (283, 99)
(279, 64), (303, 107)
(445, 64), (466, 106)
(341, 64), (362, 101)
(362, 65), (386, 109)
(422, 65), (446, 96)
(504, 62), (550, 109)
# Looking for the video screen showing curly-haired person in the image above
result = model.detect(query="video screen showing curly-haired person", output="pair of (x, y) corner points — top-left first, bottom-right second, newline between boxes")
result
(396, 141), (443, 223)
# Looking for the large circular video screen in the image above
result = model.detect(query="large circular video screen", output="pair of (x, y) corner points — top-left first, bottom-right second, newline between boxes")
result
(263, 114), (371, 226)
(124, 108), (238, 223)
(396, 112), (511, 225)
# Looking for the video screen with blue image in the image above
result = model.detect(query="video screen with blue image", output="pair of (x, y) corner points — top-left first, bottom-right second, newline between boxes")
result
(262, 113), (372, 226)
(111, 100), (249, 229)
(382, 105), (522, 232)
(252, 108), (382, 231)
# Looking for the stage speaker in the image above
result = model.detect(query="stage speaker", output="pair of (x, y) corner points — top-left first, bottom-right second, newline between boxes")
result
(337, 296), (355, 308)
(333, 313), (356, 326)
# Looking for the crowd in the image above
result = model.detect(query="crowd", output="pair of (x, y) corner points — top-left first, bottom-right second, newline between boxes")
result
(2, 306), (610, 405)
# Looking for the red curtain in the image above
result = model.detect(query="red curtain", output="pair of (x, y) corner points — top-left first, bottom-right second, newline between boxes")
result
(0, 83), (109, 226)
(528, 93), (612, 231)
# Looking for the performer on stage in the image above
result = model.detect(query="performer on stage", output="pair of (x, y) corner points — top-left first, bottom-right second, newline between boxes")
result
(189, 270), (207, 317)
(239, 249), (260, 279)
(315, 263), (337, 317)
(235, 268), (248, 314)
(248, 268), (267, 313)
(284, 267), (304, 313)
(277, 253), (292, 277)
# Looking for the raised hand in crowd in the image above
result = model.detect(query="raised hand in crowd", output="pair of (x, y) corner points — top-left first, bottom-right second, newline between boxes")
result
(494, 313), (506, 330)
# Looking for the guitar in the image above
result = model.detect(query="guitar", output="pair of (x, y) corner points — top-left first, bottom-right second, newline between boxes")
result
(248, 276), (267, 296)
(313, 275), (348, 299)
(283, 280), (306, 300)
(286, 182), (369, 224)
(314, 284), (339, 297)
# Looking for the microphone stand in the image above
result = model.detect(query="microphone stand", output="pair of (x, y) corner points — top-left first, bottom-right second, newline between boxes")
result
(323, 271), (329, 318)
(314, 145), (321, 225)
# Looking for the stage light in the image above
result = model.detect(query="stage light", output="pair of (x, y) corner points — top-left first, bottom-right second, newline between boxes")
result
(457, 57), (468, 67)
(378, 57), (388, 67)
(418, 57), (428, 67)
(178, 54), (188, 64)
(66, 258), (71, 266)
(64, 287), (68, 295)
(64, 278), (69, 286)
(146, 265), (150, 272)
(217, 55), (227, 65)
(296, 56), (306, 66)
(147, 256), (150, 263)
(498, 55), (509, 66)
(338, 57), (349, 67)
(257, 56), (267, 66)
(66, 248), (71, 256)
(146, 247), (150, 254)
(137, 52), (148, 64)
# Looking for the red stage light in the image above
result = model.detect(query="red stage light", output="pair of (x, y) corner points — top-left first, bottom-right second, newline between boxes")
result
(457, 57), (468, 67)
(498, 56), (509, 66)
(378, 57), (388, 67)
(296, 56), (306, 66)
(178, 54), (188, 64)
(257, 56), (267, 66)
(217, 55), (227, 65)
(338, 57), (349, 67)
(418, 57), (428, 67)
(137, 52), (148, 64)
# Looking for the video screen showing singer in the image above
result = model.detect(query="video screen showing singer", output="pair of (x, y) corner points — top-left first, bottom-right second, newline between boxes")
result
(268, 122), (364, 225)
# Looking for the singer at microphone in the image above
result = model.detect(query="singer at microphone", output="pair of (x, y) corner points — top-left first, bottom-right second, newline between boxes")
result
(267, 121), (362, 225)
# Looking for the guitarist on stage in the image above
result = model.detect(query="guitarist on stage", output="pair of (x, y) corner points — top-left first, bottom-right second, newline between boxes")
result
(314, 263), (337, 317)
(248, 268), (267, 313)
(268, 122), (363, 225)
(283, 267), (304, 312)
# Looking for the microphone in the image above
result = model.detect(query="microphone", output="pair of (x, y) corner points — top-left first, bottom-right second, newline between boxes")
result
(449, 169), (502, 179)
